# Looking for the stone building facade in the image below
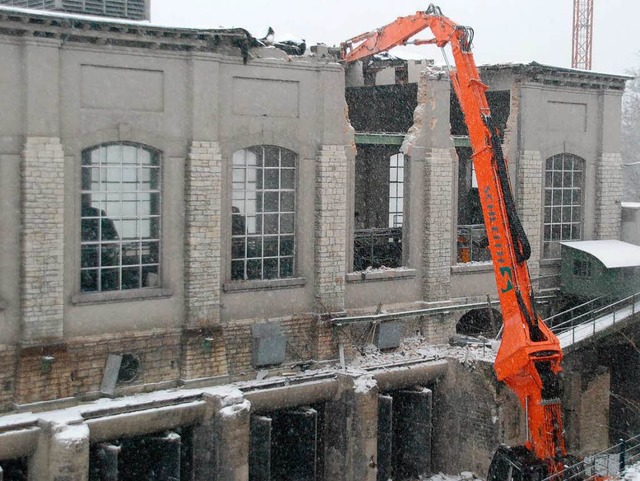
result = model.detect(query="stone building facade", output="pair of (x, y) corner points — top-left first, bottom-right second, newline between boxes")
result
(0, 6), (629, 481)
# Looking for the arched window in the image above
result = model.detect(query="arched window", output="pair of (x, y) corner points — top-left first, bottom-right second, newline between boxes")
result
(80, 143), (161, 292)
(543, 153), (584, 259)
(231, 145), (296, 280)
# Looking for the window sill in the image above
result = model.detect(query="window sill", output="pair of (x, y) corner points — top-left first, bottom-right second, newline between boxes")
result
(451, 262), (493, 274)
(346, 268), (417, 283)
(71, 288), (174, 306)
(223, 277), (306, 292)
(539, 259), (561, 267)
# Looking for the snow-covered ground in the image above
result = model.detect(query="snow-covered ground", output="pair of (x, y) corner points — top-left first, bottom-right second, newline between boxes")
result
(625, 461), (640, 481)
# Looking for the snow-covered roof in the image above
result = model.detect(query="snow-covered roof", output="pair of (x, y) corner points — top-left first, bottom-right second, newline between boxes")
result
(560, 240), (640, 268)
(622, 202), (640, 210)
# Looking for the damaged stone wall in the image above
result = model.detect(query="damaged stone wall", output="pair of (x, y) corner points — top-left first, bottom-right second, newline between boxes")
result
(432, 358), (522, 476)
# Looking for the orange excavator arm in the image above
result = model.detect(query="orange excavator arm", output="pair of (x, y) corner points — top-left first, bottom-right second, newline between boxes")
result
(342, 5), (573, 479)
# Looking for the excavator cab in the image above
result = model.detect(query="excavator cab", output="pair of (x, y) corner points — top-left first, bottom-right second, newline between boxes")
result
(487, 446), (548, 481)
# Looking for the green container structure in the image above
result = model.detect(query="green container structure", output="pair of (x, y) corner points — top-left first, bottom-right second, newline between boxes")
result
(560, 240), (640, 300)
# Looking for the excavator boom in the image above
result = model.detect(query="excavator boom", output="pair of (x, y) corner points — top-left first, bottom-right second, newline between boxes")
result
(342, 5), (575, 479)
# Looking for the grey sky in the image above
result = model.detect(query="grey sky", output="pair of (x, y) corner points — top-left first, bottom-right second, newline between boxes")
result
(150, 0), (638, 75)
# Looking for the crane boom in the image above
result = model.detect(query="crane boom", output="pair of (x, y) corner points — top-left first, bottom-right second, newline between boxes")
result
(342, 5), (575, 479)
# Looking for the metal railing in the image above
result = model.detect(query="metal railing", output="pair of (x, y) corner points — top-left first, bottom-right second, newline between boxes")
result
(541, 433), (640, 481)
(544, 296), (607, 329)
(549, 291), (640, 346)
(353, 227), (402, 271)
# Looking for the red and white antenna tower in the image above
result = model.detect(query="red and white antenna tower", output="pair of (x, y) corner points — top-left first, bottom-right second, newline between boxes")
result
(571, 0), (594, 69)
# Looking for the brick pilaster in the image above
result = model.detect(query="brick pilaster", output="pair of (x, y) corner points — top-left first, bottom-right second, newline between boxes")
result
(517, 150), (543, 282)
(595, 152), (623, 239)
(21, 137), (65, 344)
(422, 148), (453, 301)
(315, 145), (348, 313)
(184, 141), (222, 328)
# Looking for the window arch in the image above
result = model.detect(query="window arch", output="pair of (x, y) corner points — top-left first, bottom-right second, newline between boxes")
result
(543, 153), (584, 259)
(80, 143), (161, 292)
(231, 145), (296, 281)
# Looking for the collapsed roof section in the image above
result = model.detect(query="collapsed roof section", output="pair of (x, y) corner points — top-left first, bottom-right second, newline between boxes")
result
(0, 5), (259, 60)
(481, 61), (630, 91)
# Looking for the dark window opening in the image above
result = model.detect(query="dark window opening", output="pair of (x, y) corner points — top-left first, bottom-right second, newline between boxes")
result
(456, 308), (503, 337)
(450, 90), (511, 138)
(0, 457), (28, 481)
(457, 147), (490, 263)
(346, 84), (418, 134)
(249, 405), (324, 481)
(117, 353), (141, 384)
(378, 388), (433, 481)
(573, 259), (592, 278)
(354, 146), (405, 271)
(395, 66), (409, 84)
(89, 427), (193, 481)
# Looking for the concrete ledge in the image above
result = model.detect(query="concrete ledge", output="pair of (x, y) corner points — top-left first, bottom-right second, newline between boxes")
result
(346, 268), (417, 283)
(0, 427), (40, 459)
(244, 378), (339, 413)
(86, 400), (207, 442)
(14, 396), (77, 413)
(450, 262), (493, 274)
(371, 359), (448, 391)
(180, 375), (232, 389)
(71, 288), (173, 305)
(223, 277), (306, 292)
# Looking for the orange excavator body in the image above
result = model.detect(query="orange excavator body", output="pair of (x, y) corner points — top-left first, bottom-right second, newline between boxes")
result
(342, 5), (571, 479)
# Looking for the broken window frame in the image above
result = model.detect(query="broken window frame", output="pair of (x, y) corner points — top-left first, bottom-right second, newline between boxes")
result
(353, 149), (405, 272)
(456, 146), (490, 264)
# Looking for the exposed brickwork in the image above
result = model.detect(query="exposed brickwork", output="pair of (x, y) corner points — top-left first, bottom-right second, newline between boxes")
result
(184, 141), (222, 328)
(422, 148), (454, 300)
(13, 329), (181, 405)
(21, 137), (65, 344)
(0, 345), (17, 411)
(595, 152), (623, 239)
(315, 145), (348, 313)
(433, 361), (505, 475)
(317, 320), (341, 362)
(223, 315), (320, 376)
(180, 331), (228, 381)
(517, 150), (543, 282)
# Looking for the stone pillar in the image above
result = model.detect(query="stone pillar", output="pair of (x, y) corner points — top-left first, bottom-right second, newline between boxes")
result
(517, 150), (543, 282)
(184, 141), (222, 327)
(29, 422), (90, 481)
(595, 152), (623, 239)
(315, 145), (348, 313)
(323, 375), (378, 481)
(422, 147), (454, 300)
(213, 399), (251, 481)
(21, 137), (65, 344)
(351, 377), (379, 481)
(402, 72), (454, 302)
